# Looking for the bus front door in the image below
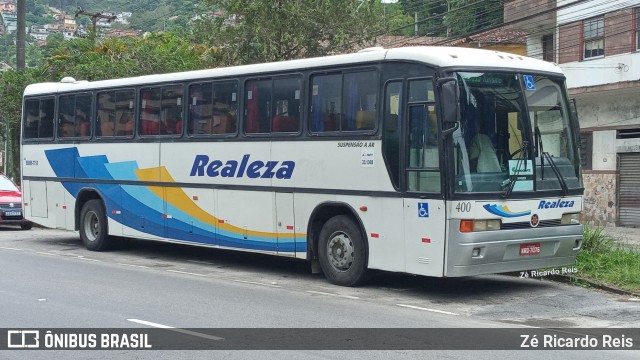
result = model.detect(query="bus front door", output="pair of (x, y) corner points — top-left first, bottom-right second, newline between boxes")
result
(403, 102), (446, 276)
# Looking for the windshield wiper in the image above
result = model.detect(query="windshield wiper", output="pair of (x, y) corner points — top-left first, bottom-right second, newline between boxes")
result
(501, 140), (529, 199)
(535, 126), (569, 195)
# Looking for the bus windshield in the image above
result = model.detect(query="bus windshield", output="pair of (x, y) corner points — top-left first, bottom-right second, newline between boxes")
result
(451, 71), (581, 195)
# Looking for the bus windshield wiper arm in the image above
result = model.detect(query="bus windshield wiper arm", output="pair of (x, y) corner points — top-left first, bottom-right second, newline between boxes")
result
(542, 151), (569, 195)
(501, 140), (528, 199)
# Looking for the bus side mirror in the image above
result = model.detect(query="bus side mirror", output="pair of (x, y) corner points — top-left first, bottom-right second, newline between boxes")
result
(437, 77), (459, 136)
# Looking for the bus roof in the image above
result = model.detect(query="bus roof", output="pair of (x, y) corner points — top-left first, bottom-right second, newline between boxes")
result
(24, 46), (563, 96)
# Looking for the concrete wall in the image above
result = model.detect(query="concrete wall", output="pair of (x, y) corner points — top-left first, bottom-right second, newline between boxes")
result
(576, 90), (640, 129)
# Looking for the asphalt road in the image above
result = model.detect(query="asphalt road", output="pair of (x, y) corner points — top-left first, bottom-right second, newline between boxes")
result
(1, 227), (639, 359)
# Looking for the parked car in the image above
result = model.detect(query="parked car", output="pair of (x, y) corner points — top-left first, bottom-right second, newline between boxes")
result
(0, 174), (32, 230)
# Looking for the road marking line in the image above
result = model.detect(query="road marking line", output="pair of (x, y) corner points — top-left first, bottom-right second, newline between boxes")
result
(187, 259), (216, 265)
(233, 280), (281, 288)
(306, 290), (359, 299)
(126, 319), (224, 341)
(36, 252), (59, 256)
(117, 263), (149, 269)
(166, 269), (207, 277)
(126, 318), (172, 328)
(396, 304), (459, 316)
(75, 257), (101, 262)
(0, 246), (23, 251)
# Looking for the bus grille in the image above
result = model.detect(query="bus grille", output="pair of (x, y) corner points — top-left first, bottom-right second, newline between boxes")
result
(500, 219), (562, 230)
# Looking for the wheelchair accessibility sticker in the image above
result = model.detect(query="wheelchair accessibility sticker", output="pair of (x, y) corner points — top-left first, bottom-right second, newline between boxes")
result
(523, 75), (536, 90)
(418, 203), (429, 218)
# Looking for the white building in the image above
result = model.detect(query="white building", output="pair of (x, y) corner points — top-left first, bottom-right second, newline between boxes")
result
(506, 0), (640, 227)
(116, 12), (132, 25)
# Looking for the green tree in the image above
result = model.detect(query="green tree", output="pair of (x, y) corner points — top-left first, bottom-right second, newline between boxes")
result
(383, 2), (415, 36)
(0, 31), (215, 180)
(193, 0), (385, 65)
(0, 33), (17, 67)
(444, 0), (503, 36)
(26, 43), (44, 68)
(398, 0), (447, 36)
(0, 69), (46, 180)
(44, 32), (214, 81)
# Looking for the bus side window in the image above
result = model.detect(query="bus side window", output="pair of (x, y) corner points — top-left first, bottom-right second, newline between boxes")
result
(189, 83), (213, 135)
(245, 79), (271, 134)
(58, 95), (75, 138)
(97, 91), (115, 137)
(406, 79), (439, 193)
(310, 74), (341, 132)
(38, 98), (55, 139)
(212, 81), (237, 134)
(344, 71), (376, 131)
(76, 94), (91, 137)
(271, 77), (301, 133)
(383, 81), (402, 188)
(24, 99), (41, 139)
(140, 87), (161, 136)
(160, 85), (183, 135)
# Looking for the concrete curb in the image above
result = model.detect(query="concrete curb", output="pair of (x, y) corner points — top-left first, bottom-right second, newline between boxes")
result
(546, 274), (640, 297)
(505, 272), (640, 297)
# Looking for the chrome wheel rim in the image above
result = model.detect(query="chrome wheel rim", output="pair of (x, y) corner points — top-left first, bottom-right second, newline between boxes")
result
(327, 231), (354, 271)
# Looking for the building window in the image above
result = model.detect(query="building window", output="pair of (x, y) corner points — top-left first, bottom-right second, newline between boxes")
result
(580, 132), (592, 170)
(542, 34), (554, 62)
(583, 17), (604, 59)
(617, 128), (640, 139)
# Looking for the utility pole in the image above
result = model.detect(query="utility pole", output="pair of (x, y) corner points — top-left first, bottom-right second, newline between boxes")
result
(16, 0), (25, 70)
(74, 7), (116, 40)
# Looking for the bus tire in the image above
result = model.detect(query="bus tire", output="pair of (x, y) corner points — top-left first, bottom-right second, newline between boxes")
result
(318, 215), (368, 287)
(79, 199), (112, 251)
(20, 222), (33, 230)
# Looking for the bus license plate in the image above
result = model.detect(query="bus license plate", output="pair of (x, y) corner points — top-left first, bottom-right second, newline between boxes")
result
(5, 211), (21, 216)
(520, 243), (541, 256)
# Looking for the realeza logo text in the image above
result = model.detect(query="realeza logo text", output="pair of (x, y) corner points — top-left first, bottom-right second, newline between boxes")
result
(190, 154), (295, 179)
(538, 199), (575, 209)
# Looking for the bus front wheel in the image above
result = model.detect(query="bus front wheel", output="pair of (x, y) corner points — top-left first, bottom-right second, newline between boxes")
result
(318, 215), (368, 286)
(79, 199), (112, 251)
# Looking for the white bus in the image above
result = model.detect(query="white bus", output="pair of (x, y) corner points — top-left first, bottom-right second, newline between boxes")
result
(21, 47), (584, 286)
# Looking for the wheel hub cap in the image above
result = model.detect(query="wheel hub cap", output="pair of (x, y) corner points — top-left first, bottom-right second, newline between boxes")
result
(327, 232), (354, 271)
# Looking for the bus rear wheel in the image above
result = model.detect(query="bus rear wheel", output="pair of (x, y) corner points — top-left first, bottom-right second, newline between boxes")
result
(79, 199), (112, 251)
(318, 215), (368, 287)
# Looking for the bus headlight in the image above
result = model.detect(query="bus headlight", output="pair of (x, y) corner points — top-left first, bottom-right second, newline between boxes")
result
(561, 213), (581, 225)
(460, 219), (501, 232)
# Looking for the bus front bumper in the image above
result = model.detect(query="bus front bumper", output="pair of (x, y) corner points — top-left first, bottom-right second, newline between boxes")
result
(445, 221), (583, 277)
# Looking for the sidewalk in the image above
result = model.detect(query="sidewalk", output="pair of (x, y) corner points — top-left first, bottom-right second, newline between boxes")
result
(600, 226), (640, 250)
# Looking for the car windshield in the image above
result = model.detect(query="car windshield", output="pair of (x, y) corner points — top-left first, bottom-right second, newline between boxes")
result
(451, 72), (581, 195)
(0, 176), (19, 192)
